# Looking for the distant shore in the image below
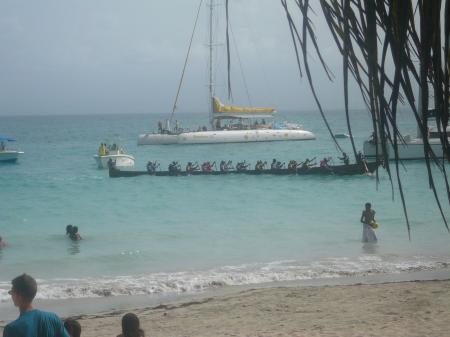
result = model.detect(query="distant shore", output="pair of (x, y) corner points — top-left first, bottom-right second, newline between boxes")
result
(1, 275), (450, 337)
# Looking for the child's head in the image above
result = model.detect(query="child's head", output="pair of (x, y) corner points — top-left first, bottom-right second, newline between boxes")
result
(66, 225), (73, 235)
(64, 319), (81, 337)
(122, 313), (143, 337)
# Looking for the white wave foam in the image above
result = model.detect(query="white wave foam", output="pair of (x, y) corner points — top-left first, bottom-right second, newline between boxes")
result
(0, 255), (448, 302)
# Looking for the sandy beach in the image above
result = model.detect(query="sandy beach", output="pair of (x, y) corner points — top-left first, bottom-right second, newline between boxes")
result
(2, 279), (449, 337)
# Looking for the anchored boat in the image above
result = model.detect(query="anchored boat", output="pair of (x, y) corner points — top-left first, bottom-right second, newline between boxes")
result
(94, 143), (135, 169)
(0, 135), (24, 163)
(138, 0), (315, 145)
(138, 98), (316, 145)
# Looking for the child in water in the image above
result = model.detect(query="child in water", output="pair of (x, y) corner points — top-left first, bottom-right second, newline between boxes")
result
(66, 225), (82, 241)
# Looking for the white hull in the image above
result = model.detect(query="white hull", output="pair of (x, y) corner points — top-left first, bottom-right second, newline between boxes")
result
(363, 138), (445, 160)
(138, 129), (316, 145)
(94, 154), (135, 169)
(0, 151), (24, 162)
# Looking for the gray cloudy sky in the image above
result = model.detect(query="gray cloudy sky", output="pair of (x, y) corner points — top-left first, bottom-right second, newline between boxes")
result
(0, 0), (365, 116)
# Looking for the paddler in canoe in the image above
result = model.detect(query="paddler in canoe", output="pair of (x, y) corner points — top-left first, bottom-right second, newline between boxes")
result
(255, 160), (267, 171)
(287, 160), (300, 171)
(168, 161), (181, 174)
(339, 152), (350, 165)
(186, 162), (199, 173)
(299, 157), (316, 170)
(201, 161), (215, 172)
(220, 160), (233, 172)
(146, 161), (160, 173)
(236, 161), (250, 171)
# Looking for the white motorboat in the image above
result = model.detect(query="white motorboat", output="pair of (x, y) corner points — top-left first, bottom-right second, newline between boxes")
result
(363, 125), (449, 160)
(0, 150), (24, 162)
(0, 136), (24, 163)
(334, 133), (350, 139)
(138, 0), (315, 146)
(93, 144), (135, 169)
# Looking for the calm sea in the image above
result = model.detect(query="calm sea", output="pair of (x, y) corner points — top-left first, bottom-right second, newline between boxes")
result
(1, 110), (449, 306)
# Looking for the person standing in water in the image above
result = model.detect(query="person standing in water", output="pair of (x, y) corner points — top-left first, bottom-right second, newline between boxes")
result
(360, 202), (377, 243)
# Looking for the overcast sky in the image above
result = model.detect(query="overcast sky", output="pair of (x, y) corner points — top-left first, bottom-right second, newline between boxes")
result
(0, 0), (366, 116)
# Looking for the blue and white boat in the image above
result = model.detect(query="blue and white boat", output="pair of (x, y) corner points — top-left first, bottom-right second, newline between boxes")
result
(0, 135), (24, 163)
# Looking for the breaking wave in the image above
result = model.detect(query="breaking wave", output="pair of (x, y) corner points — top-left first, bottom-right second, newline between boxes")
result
(1, 255), (449, 302)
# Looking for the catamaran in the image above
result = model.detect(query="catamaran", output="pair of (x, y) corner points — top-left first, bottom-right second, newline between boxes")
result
(138, 0), (315, 145)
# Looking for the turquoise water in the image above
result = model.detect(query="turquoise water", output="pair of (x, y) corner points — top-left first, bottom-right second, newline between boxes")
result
(0, 110), (449, 302)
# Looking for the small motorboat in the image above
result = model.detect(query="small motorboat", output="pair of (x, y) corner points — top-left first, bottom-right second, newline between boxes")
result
(94, 143), (135, 169)
(334, 133), (350, 139)
(0, 135), (24, 163)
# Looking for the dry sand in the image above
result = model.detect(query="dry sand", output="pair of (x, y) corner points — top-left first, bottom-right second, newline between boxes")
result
(2, 280), (450, 337)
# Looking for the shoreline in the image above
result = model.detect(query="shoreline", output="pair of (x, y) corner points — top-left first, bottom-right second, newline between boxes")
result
(1, 270), (450, 336)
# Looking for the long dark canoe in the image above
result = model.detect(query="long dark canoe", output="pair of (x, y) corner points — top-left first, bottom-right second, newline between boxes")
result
(109, 161), (380, 178)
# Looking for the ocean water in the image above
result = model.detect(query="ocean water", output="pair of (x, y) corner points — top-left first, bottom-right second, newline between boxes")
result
(0, 110), (449, 305)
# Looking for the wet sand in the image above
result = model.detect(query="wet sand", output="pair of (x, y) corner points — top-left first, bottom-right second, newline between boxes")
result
(2, 279), (448, 337)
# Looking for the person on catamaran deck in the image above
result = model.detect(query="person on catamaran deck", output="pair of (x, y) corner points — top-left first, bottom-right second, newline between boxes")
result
(1, 141), (6, 151)
(157, 121), (163, 133)
(360, 202), (377, 243)
(339, 152), (350, 165)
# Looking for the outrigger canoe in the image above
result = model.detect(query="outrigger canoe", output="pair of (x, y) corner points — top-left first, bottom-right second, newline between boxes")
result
(109, 161), (380, 178)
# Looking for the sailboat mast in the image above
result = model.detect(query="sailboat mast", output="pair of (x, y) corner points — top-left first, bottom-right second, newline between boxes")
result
(208, 0), (214, 129)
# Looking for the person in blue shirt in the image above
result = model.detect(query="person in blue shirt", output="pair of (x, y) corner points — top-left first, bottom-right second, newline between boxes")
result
(3, 274), (70, 337)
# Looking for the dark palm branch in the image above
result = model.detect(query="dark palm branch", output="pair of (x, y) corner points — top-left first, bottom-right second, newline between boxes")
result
(280, 0), (450, 236)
